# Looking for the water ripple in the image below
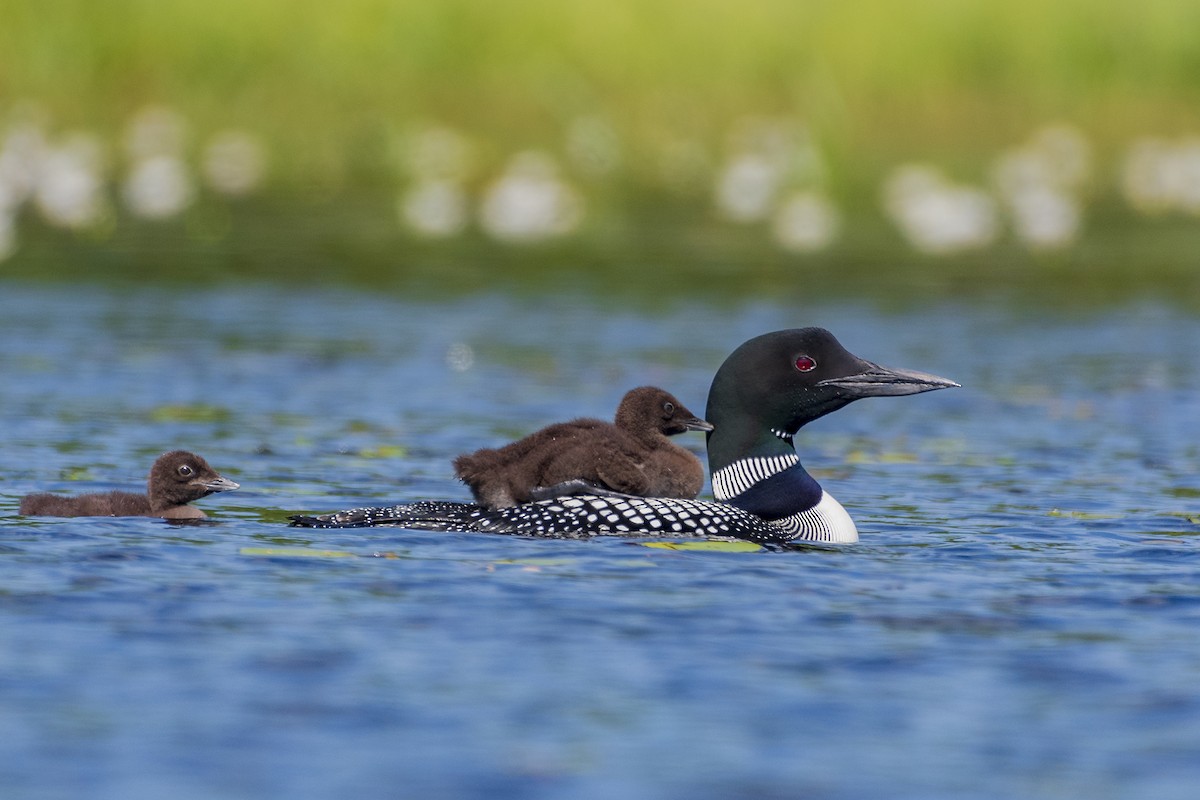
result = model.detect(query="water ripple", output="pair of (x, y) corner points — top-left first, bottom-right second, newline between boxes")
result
(2, 284), (1200, 799)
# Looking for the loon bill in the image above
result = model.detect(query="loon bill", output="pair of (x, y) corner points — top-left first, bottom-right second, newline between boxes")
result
(289, 327), (958, 543)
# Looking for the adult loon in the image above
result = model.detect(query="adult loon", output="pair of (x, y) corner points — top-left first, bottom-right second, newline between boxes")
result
(19, 450), (240, 519)
(289, 328), (957, 543)
(453, 385), (712, 508)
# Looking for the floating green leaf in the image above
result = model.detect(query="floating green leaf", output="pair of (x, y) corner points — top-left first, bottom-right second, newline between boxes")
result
(1048, 509), (1121, 520)
(845, 450), (920, 465)
(491, 558), (577, 567)
(59, 466), (95, 481)
(240, 547), (358, 558)
(356, 445), (408, 459)
(640, 540), (763, 552)
(150, 404), (232, 423)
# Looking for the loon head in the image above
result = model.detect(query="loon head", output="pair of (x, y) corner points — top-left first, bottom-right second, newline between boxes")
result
(147, 450), (240, 511)
(704, 327), (958, 473)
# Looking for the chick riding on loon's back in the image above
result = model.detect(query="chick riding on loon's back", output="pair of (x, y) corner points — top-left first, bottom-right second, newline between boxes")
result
(289, 328), (958, 543)
(453, 386), (712, 508)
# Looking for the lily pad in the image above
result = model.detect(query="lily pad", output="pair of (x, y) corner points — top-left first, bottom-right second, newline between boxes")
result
(150, 403), (232, 423)
(240, 547), (359, 558)
(640, 540), (764, 553)
(1047, 509), (1121, 520)
(356, 445), (408, 459)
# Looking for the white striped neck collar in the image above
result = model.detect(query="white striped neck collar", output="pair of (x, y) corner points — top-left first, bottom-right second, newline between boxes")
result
(710, 453), (801, 502)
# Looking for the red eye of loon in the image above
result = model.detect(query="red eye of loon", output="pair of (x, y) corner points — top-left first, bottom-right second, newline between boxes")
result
(794, 355), (817, 372)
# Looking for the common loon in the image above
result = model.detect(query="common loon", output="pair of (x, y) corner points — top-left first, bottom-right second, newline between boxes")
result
(453, 385), (712, 508)
(289, 328), (957, 543)
(19, 450), (239, 519)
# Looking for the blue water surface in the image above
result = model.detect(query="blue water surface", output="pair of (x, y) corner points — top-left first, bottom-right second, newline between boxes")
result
(1, 283), (1198, 800)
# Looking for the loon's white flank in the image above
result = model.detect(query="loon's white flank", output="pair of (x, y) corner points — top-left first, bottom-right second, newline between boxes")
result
(770, 490), (858, 544)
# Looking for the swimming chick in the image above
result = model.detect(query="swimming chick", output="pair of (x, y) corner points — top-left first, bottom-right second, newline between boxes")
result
(452, 386), (713, 508)
(18, 450), (240, 519)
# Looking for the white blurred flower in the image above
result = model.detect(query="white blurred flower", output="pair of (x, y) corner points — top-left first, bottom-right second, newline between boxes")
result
(994, 125), (1091, 198)
(715, 153), (781, 222)
(991, 124), (1090, 249)
(202, 130), (266, 196)
(399, 179), (468, 237)
(34, 133), (108, 229)
(1007, 185), (1081, 249)
(771, 191), (840, 252)
(1123, 136), (1200, 215)
(123, 155), (195, 219)
(0, 121), (47, 211)
(1122, 138), (1174, 213)
(716, 118), (836, 239)
(883, 164), (997, 254)
(479, 152), (584, 241)
(0, 174), (22, 214)
(1174, 139), (1200, 213)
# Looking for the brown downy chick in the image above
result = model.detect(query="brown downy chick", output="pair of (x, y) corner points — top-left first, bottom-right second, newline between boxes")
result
(453, 386), (712, 509)
(19, 450), (239, 520)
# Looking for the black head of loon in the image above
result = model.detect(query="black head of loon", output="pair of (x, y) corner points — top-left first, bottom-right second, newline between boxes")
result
(705, 326), (958, 473)
(288, 327), (957, 543)
(704, 328), (957, 534)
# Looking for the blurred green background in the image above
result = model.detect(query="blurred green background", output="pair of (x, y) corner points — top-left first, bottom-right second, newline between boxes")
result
(3, 0), (1200, 300)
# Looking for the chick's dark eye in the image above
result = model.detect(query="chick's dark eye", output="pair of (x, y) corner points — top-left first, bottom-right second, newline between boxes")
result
(794, 355), (817, 372)
(178, 465), (194, 477)
(663, 402), (675, 414)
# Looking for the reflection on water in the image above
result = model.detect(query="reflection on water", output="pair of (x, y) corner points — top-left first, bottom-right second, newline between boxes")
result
(1, 283), (1199, 799)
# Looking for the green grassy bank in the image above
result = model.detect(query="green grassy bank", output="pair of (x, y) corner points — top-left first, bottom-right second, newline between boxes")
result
(3, 0), (1200, 297)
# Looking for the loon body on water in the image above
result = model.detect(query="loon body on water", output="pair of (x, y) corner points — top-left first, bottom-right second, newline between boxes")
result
(19, 450), (240, 520)
(289, 328), (957, 543)
(453, 386), (712, 508)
